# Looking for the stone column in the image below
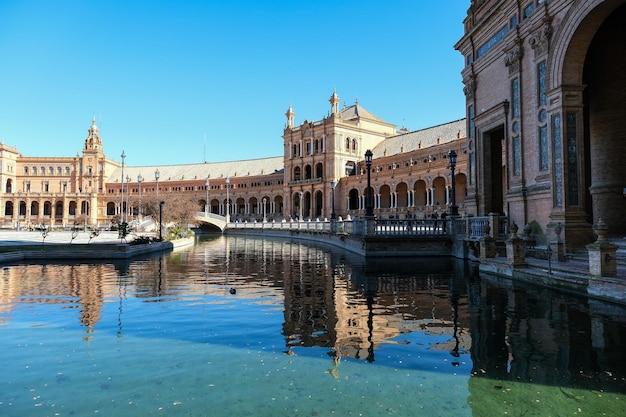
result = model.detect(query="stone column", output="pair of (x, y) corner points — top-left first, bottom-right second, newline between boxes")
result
(548, 222), (566, 262)
(479, 223), (496, 259)
(587, 219), (618, 278)
(505, 222), (527, 267)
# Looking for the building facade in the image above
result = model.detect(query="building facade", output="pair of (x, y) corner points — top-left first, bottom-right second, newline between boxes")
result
(0, 92), (468, 229)
(455, 0), (626, 248)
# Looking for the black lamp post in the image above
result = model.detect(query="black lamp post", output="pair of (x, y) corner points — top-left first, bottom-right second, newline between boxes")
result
(448, 150), (458, 216)
(159, 200), (164, 240)
(330, 179), (337, 220)
(205, 179), (210, 214)
(155, 169), (160, 197)
(365, 150), (374, 217)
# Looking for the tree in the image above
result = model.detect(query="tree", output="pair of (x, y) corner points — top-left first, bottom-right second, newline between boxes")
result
(140, 193), (199, 238)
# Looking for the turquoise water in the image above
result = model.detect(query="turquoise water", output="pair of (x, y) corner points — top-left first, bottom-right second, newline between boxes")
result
(1, 235), (625, 416)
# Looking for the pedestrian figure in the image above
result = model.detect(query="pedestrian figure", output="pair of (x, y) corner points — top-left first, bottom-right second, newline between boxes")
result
(440, 211), (448, 232)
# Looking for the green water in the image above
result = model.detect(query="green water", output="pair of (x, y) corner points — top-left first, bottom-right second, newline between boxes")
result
(0, 235), (624, 416)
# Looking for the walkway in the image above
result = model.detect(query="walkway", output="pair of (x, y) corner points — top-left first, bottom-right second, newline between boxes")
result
(0, 230), (124, 245)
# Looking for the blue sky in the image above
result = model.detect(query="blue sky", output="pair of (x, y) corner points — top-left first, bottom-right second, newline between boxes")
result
(0, 1), (468, 167)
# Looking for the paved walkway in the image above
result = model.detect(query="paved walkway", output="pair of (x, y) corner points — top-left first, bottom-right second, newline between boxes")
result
(0, 230), (131, 245)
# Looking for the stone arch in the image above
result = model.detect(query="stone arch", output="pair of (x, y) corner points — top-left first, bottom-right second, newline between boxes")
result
(315, 162), (323, 179)
(414, 180), (427, 208)
(396, 182), (408, 208)
(31, 201), (39, 216)
(432, 177), (446, 207)
(348, 188), (359, 210)
(379, 184), (391, 209)
(455, 173), (467, 207)
(314, 189), (323, 218)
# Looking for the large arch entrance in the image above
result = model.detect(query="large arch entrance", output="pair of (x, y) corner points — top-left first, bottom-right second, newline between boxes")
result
(582, 3), (626, 234)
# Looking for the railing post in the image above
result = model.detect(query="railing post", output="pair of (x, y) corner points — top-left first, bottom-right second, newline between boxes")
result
(488, 212), (499, 239)
(505, 222), (526, 267)
(587, 219), (618, 278)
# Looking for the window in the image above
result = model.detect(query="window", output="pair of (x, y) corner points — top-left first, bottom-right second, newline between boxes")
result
(477, 25), (509, 59)
(539, 125), (549, 171)
(523, 3), (535, 19)
(537, 60), (547, 106)
(24, 167), (29, 175)
(345, 138), (350, 151)
(511, 78), (520, 118)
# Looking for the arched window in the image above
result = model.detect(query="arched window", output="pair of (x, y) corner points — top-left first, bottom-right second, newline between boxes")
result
(293, 166), (301, 181)
(315, 163), (323, 179)
(352, 138), (357, 151)
(348, 189), (359, 210)
(345, 138), (350, 150)
(345, 161), (356, 176)
(304, 165), (312, 180)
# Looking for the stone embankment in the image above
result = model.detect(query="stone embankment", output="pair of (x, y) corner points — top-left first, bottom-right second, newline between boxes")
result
(0, 230), (193, 264)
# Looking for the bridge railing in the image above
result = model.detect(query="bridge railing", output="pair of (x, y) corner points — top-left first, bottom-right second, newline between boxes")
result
(222, 215), (508, 240)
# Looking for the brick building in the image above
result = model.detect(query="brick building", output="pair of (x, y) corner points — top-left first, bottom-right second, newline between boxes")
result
(0, 92), (467, 229)
(455, 0), (626, 248)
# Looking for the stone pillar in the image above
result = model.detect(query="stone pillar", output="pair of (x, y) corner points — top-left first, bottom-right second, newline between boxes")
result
(365, 216), (376, 236)
(488, 212), (500, 239)
(548, 222), (566, 262)
(505, 222), (527, 267)
(586, 219), (618, 278)
(479, 223), (496, 259)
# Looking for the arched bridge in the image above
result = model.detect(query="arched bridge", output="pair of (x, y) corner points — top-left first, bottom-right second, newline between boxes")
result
(194, 212), (227, 232)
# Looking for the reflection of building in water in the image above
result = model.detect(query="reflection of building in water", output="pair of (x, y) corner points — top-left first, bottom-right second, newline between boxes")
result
(280, 243), (472, 360)
(331, 270), (473, 361)
(0, 263), (114, 329)
(469, 279), (626, 391)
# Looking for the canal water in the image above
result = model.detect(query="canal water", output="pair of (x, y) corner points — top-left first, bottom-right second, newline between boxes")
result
(1, 235), (625, 417)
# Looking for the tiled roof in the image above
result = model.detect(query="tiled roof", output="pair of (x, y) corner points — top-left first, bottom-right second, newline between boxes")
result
(372, 118), (466, 158)
(108, 156), (284, 184)
(339, 103), (388, 124)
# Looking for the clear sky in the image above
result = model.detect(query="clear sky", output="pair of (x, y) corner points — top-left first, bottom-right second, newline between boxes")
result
(0, 0), (468, 167)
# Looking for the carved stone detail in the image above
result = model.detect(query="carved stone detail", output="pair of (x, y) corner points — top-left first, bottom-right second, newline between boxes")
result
(504, 44), (524, 75)
(529, 24), (553, 57)
(463, 76), (477, 99)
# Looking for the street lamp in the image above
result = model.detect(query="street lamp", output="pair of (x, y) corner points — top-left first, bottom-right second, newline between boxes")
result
(137, 174), (143, 219)
(205, 179), (210, 214)
(155, 169), (160, 197)
(159, 200), (164, 240)
(120, 151), (126, 223)
(365, 150), (374, 217)
(262, 197), (267, 222)
(225, 176), (230, 223)
(330, 179), (337, 220)
(448, 150), (459, 216)
(126, 175), (130, 223)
